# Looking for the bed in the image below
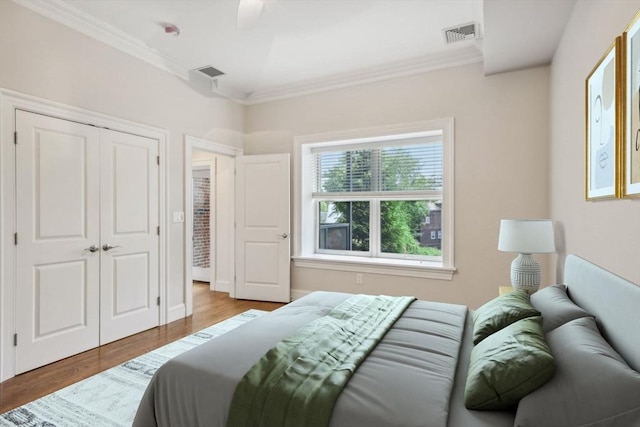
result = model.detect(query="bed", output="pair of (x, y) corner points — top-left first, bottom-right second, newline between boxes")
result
(133, 254), (640, 427)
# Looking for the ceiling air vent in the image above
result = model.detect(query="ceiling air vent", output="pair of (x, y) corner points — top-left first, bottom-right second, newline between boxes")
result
(196, 66), (225, 79)
(443, 22), (479, 44)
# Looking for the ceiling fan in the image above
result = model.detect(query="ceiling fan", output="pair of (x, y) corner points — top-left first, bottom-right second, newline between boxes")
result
(237, 0), (267, 30)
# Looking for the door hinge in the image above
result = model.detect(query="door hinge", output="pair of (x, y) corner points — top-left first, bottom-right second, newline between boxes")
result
(157, 296), (160, 306)
(13, 334), (17, 347)
(14, 233), (17, 245)
(14, 131), (17, 145)
(157, 156), (160, 165)
(157, 226), (160, 235)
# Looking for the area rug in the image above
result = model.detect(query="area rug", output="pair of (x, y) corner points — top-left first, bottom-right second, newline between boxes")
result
(0, 309), (266, 427)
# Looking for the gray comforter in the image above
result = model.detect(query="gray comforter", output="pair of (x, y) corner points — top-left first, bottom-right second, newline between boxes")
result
(133, 291), (515, 427)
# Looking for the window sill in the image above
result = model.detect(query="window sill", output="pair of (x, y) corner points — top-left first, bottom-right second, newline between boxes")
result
(292, 255), (456, 280)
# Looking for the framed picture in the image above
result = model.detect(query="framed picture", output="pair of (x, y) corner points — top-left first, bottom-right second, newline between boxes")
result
(585, 38), (620, 200)
(623, 12), (640, 197)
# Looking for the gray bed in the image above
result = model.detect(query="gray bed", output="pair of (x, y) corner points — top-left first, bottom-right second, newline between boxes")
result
(133, 254), (640, 427)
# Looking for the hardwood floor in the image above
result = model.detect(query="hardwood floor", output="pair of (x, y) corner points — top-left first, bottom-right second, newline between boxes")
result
(0, 282), (284, 414)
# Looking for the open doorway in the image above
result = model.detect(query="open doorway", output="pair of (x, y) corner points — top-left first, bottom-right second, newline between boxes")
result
(192, 163), (212, 283)
(184, 136), (241, 317)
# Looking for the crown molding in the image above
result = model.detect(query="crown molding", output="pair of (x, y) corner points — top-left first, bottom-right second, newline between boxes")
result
(242, 46), (483, 105)
(13, 0), (483, 105)
(12, 0), (189, 80)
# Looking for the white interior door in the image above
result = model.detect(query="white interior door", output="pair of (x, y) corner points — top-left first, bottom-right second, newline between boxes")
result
(15, 111), (101, 374)
(235, 154), (290, 302)
(99, 129), (159, 345)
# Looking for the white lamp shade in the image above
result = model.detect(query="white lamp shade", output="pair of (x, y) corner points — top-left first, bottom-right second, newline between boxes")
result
(498, 219), (555, 254)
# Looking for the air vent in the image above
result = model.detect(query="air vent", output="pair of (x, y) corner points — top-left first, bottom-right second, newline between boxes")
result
(195, 66), (225, 79)
(443, 22), (478, 44)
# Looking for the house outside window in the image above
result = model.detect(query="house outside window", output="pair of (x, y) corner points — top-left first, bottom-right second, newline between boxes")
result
(422, 205), (442, 247)
(293, 119), (455, 280)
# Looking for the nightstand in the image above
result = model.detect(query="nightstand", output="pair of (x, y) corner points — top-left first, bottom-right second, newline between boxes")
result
(499, 286), (514, 296)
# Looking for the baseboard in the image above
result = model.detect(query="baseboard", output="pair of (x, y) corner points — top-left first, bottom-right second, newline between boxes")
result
(167, 303), (186, 323)
(290, 289), (312, 301)
(214, 280), (230, 293)
(192, 267), (210, 282)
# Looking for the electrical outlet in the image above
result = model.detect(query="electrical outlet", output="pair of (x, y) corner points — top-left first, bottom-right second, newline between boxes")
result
(356, 273), (363, 285)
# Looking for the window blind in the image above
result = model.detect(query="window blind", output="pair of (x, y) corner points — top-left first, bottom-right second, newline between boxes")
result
(313, 140), (443, 193)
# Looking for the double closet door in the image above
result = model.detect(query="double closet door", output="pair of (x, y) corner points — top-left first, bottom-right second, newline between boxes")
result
(14, 111), (159, 374)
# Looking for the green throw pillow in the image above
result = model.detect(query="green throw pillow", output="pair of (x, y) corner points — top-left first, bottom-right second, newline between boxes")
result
(472, 290), (540, 345)
(464, 316), (555, 410)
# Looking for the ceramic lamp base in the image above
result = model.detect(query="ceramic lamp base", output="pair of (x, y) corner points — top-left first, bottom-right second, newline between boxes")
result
(510, 253), (541, 294)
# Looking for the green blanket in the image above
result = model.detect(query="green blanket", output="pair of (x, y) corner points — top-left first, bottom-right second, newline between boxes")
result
(226, 294), (416, 427)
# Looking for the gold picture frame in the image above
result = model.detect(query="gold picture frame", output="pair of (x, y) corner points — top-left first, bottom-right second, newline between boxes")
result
(622, 11), (640, 197)
(585, 38), (621, 200)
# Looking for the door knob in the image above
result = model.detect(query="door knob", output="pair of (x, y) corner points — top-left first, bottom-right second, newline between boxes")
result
(85, 245), (100, 253)
(102, 244), (122, 251)
(280, 233), (289, 239)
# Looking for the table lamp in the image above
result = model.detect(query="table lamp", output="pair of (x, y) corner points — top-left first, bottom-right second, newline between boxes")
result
(498, 219), (555, 294)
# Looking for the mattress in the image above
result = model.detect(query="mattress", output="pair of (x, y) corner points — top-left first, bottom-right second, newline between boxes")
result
(133, 291), (515, 427)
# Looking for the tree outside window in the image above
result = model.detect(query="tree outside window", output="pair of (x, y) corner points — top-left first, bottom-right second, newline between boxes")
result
(316, 144), (442, 259)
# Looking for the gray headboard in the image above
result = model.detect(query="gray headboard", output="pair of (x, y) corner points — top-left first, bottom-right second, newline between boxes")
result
(564, 254), (640, 372)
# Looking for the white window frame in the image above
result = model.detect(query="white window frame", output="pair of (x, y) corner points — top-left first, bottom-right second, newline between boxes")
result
(293, 119), (455, 280)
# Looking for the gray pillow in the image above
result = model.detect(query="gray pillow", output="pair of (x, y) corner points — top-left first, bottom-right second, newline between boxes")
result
(472, 290), (540, 345)
(464, 316), (555, 410)
(530, 284), (593, 332)
(515, 316), (640, 427)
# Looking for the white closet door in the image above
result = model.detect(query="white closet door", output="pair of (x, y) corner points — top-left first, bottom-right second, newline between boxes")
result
(99, 129), (159, 344)
(15, 111), (101, 374)
(14, 113), (161, 374)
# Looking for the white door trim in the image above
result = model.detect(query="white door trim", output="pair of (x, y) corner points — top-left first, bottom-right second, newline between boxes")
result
(0, 88), (169, 381)
(183, 135), (242, 318)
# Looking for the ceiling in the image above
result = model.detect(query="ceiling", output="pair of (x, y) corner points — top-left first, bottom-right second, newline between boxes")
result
(15, 0), (576, 104)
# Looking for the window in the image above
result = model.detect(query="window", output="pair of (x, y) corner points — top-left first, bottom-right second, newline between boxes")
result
(319, 201), (370, 251)
(294, 119), (455, 280)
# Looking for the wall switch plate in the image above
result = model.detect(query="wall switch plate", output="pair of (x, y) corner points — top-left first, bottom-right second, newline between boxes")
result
(173, 212), (185, 223)
(356, 273), (363, 285)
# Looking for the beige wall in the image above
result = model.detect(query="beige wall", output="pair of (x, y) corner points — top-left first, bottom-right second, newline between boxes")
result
(246, 63), (551, 309)
(0, 1), (245, 310)
(550, 0), (640, 285)
(7, 0), (633, 314)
